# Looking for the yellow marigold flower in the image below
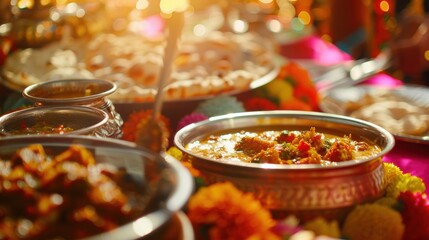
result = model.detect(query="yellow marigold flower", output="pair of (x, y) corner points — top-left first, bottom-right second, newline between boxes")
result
(167, 147), (201, 177)
(166, 146), (183, 161)
(342, 204), (405, 240)
(264, 79), (294, 102)
(384, 163), (426, 198)
(303, 217), (341, 238)
(387, 173), (426, 198)
(383, 163), (403, 188)
(187, 182), (278, 240)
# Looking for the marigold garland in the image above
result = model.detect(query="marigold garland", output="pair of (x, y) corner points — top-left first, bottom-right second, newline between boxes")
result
(181, 158), (429, 240)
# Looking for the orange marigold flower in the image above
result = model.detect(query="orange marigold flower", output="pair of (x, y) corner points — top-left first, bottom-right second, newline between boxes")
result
(264, 62), (320, 111)
(279, 97), (313, 111)
(121, 109), (170, 143)
(181, 161), (201, 177)
(279, 62), (313, 87)
(293, 85), (320, 111)
(187, 182), (279, 240)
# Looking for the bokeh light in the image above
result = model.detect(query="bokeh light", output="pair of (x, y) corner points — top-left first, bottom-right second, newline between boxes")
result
(379, 1), (390, 12)
(17, 0), (34, 9)
(160, 0), (189, 14)
(290, 17), (304, 31)
(193, 23), (208, 37)
(232, 19), (249, 33)
(297, 10), (311, 25)
(277, 1), (295, 25)
(136, 0), (150, 10)
(266, 18), (283, 33)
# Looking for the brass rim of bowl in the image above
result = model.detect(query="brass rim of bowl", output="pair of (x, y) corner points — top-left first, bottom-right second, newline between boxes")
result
(0, 106), (109, 136)
(22, 79), (117, 104)
(174, 110), (396, 170)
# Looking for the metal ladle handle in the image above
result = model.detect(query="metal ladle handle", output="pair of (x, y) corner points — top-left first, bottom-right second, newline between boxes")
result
(152, 13), (184, 119)
(136, 13), (184, 152)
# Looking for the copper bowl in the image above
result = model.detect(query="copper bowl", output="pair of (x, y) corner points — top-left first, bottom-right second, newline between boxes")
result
(174, 110), (395, 221)
(0, 106), (109, 136)
(0, 135), (194, 239)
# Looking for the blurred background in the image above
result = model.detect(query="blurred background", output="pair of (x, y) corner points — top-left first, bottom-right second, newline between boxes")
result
(1, 0), (429, 97)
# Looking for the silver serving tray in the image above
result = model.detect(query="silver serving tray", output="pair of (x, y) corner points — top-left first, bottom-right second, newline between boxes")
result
(320, 84), (429, 144)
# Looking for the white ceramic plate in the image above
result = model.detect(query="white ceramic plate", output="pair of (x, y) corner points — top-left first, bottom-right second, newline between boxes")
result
(319, 84), (429, 144)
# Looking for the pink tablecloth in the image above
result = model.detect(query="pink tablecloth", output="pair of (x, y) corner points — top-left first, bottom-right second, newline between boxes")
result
(280, 34), (429, 193)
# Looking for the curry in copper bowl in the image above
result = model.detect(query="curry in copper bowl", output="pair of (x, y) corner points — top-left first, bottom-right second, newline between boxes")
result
(174, 111), (395, 220)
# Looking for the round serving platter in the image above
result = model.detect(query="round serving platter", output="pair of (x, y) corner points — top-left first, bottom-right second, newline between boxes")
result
(319, 84), (429, 144)
(113, 55), (282, 117)
(1, 51), (284, 124)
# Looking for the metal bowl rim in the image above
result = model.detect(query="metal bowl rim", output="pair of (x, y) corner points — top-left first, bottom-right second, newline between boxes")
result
(0, 105), (109, 136)
(22, 79), (117, 103)
(174, 110), (395, 170)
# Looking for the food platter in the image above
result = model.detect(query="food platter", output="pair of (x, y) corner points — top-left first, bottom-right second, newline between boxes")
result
(112, 56), (282, 120)
(319, 84), (429, 144)
(0, 31), (281, 104)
